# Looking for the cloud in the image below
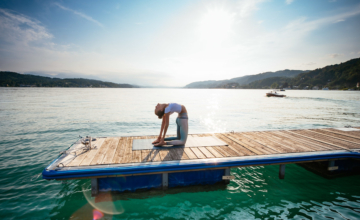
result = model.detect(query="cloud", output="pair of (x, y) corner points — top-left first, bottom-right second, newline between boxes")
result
(329, 53), (343, 58)
(237, 0), (267, 18)
(286, 0), (294, 5)
(0, 8), (53, 45)
(54, 3), (103, 27)
(334, 19), (345, 23)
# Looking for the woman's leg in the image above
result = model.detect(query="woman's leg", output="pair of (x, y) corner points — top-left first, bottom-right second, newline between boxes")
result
(164, 118), (181, 141)
(165, 118), (188, 145)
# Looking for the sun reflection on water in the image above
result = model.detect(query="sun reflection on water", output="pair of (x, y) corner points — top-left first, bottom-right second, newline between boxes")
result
(81, 181), (124, 216)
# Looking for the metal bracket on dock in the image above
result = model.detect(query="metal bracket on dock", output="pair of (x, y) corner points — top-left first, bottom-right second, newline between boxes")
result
(279, 164), (286, 179)
(162, 173), (168, 190)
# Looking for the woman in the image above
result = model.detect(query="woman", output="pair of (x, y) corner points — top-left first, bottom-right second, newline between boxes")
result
(152, 103), (188, 146)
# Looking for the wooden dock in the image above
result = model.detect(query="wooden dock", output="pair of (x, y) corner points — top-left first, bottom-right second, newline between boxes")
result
(43, 128), (360, 173)
(42, 127), (360, 195)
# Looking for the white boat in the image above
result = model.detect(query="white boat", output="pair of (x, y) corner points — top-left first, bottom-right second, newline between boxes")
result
(266, 90), (286, 97)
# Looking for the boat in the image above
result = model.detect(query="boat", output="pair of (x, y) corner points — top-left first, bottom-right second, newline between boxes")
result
(266, 90), (286, 97)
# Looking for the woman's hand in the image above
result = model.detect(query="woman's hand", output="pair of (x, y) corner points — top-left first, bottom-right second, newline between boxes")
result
(152, 137), (161, 144)
(154, 139), (167, 146)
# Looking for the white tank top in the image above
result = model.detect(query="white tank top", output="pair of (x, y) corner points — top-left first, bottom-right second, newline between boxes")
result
(164, 103), (182, 115)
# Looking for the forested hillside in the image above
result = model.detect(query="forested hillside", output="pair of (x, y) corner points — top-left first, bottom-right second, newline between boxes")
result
(185, 70), (307, 88)
(242, 58), (360, 89)
(0, 72), (137, 88)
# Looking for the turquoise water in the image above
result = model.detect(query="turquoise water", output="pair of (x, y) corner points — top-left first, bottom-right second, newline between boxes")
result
(1, 88), (360, 219)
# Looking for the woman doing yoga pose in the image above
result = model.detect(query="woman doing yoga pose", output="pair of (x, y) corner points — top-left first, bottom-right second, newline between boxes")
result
(153, 103), (188, 146)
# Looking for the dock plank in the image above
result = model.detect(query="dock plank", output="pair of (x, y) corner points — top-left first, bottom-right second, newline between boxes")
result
(241, 132), (291, 153)
(322, 129), (360, 141)
(254, 131), (304, 152)
(173, 148), (189, 160)
(278, 131), (339, 151)
(169, 149), (182, 160)
(230, 133), (276, 155)
(101, 138), (120, 164)
(310, 129), (360, 144)
(198, 147), (215, 158)
(217, 133), (258, 156)
(324, 129), (360, 137)
(67, 138), (105, 167)
(271, 131), (328, 151)
(113, 138), (127, 164)
(184, 148), (198, 159)
(150, 150), (161, 162)
(132, 150), (142, 163)
(213, 146), (237, 157)
(89, 138), (115, 165)
(159, 149), (173, 161)
(120, 138), (133, 164)
(291, 130), (357, 149)
(256, 131), (315, 152)
(206, 147), (224, 158)
(141, 150), (152, 162)
(191, 147), (206, 159)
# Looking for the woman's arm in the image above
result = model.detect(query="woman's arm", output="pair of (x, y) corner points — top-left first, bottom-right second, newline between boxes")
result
(161, 113), (170, 139)
(153, 113), (170, 144)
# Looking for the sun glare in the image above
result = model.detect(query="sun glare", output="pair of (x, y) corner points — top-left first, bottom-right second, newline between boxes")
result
(198, 8), (235, 44)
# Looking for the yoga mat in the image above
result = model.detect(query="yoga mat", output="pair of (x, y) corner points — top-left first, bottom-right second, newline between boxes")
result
(132, 136), (228, 150)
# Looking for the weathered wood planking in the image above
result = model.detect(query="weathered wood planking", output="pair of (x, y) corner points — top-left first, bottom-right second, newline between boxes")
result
(321, 129), (360, 141)
(102, 138), (120, 164)
(61, 128), (360, 168)
(90, 138), (115, 165)
(67, 138), (105, 167)
(279, 131), (339, 151)
(310, 129), (360, 144)
(325, 128), (360, 137)
(159, 149), (173, 161)
(113, 138), (127, 164)
(290, 130), (357, 149)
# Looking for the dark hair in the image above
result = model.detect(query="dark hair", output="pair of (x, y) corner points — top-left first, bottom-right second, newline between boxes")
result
(155, 109), (164, 119)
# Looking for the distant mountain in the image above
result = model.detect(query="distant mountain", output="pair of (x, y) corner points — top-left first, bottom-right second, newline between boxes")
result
(184, 70), (308, 88)
(0, 71), (138, 88)
(243, 57), (360, 89)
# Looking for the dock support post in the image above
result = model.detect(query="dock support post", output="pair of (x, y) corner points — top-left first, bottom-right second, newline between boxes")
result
(279, 164), (286, 179)
(91, 178), (98, 197)
(328, 160), (338, 171)
(224, 168), (231, 184)
(162, 173), (168, 190)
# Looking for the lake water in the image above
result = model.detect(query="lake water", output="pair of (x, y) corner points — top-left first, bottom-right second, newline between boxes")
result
(1, 88), (360, 219)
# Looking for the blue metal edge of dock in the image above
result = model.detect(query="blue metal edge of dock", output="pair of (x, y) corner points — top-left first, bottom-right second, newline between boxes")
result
(42, 150), (360, 180)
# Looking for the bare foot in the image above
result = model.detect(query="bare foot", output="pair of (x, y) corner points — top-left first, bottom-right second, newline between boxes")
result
(152, 137), (161, 144)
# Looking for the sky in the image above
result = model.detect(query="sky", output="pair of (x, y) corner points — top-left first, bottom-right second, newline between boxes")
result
(0, 0), (359, 87)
